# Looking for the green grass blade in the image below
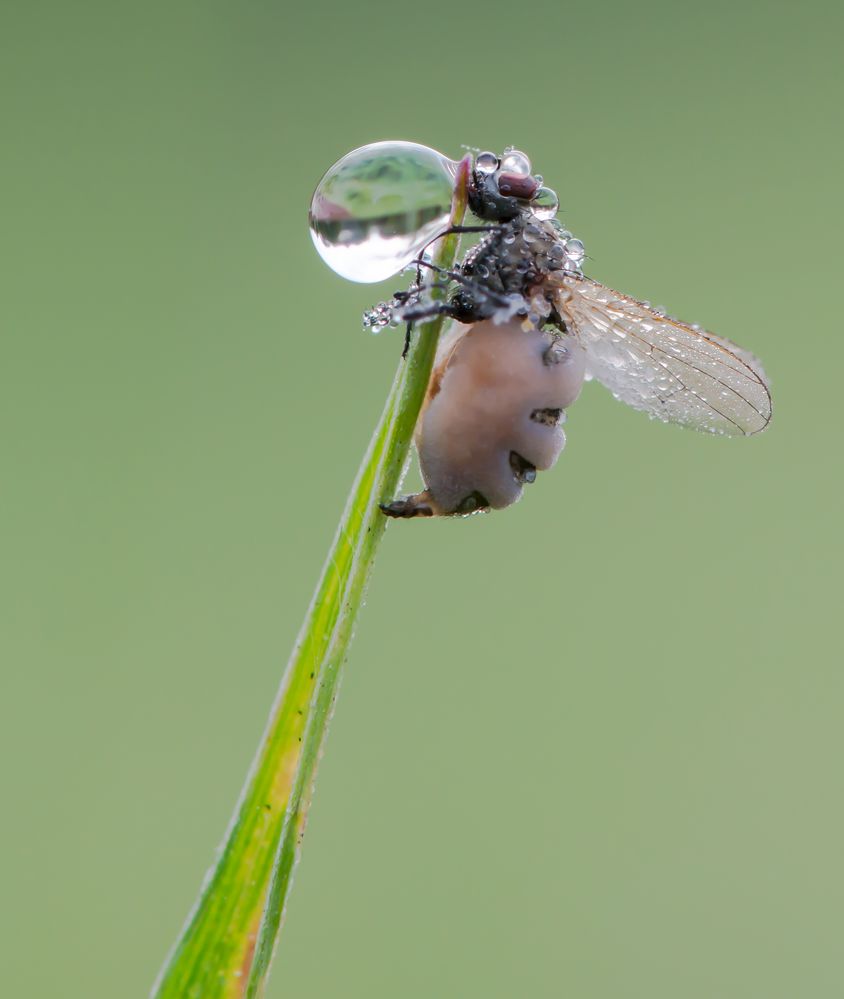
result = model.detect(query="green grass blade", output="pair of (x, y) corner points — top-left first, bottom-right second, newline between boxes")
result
(152, 156), (471, 999)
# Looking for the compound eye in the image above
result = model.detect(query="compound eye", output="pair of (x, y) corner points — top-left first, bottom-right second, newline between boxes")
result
(474, 151), (500, 174)
(497, 172), (540, 200)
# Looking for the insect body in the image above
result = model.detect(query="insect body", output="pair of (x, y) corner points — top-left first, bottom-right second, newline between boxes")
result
(309, 142), (773, 518)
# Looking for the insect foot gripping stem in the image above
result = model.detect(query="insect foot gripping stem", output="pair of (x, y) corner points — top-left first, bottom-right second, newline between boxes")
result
(381, 318), (586, 519)
(380, 493), (435, 518)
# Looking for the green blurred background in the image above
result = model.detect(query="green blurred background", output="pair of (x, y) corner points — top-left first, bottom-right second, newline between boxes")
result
(2, 1), (841, 996)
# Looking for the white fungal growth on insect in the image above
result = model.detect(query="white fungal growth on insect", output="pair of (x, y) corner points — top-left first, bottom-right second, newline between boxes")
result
(382, 319), (586, 518)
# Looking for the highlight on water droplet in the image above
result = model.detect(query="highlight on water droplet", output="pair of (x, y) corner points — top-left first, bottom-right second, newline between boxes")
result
(308, 141), (459, 283)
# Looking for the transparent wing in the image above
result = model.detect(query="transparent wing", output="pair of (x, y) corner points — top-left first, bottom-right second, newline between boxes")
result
(554, 274), (772, 436)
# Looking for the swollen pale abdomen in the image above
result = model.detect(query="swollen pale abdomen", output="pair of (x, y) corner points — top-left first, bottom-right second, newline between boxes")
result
(415, 319), (586, 515)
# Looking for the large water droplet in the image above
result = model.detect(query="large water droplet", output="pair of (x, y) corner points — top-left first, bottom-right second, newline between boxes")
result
(309, 141), (458, 283)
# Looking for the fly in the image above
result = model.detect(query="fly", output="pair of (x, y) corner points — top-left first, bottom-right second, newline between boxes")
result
(309, 142), (772, 517)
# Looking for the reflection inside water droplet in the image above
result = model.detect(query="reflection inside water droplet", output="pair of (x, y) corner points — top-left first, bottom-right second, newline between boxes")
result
(309, 141), (459, 283)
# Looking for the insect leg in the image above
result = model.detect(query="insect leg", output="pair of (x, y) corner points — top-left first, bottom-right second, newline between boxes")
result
(380, 493), (435, 518)
(417, 225), (499, 257)
(438, 225), (499, 235)
(410, 259), (515, 307)
(399, 300), (456, 323)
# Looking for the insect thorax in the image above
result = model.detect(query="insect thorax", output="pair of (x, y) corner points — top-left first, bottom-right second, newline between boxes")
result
(449, 216), (579, 324)
(363, 213), (587, 333)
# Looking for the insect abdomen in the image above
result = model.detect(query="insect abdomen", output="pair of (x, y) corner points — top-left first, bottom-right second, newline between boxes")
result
(382, 319), (585, 518)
